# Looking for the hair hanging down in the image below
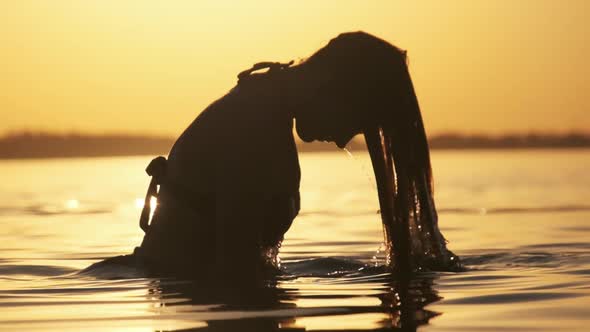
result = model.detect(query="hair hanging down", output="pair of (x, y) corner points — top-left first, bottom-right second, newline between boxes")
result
(300, 32), (460, 272)
(383, 65), (460, 272)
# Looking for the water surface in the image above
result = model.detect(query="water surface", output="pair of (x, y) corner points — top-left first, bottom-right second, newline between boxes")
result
(1, 150), (589, 331)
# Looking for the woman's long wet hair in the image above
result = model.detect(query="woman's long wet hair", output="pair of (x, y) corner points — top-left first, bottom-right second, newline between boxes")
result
(299, 32), (460, 272)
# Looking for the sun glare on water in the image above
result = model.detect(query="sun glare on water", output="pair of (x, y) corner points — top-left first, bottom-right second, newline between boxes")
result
(134, 198), (144, 209)
(135, 197), (158, 216)
(65, 199), (79, 209)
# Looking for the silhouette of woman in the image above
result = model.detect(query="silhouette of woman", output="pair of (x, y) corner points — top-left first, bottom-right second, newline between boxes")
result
(131, 31), (460, 279)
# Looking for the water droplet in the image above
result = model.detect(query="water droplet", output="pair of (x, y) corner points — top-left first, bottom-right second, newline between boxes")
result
(343, 147), (354, 158)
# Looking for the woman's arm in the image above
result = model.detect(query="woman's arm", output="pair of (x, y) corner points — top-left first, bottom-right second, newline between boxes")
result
(213, 190), (299, 280)
(261, 192), (300, 248)
(214, 191), (266, 280)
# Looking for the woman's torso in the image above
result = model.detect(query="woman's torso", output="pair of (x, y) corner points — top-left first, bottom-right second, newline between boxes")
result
(138, 82), (301, 274)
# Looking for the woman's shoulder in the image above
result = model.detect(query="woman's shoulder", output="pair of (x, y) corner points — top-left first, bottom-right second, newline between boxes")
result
(168, 86), (300, 192)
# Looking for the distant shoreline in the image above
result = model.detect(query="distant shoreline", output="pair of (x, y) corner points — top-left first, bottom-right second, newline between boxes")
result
(1, 132), (588, 159)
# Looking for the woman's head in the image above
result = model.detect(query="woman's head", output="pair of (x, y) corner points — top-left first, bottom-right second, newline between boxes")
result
(287, 32), (459, 271)
(290, 31), (412, 148)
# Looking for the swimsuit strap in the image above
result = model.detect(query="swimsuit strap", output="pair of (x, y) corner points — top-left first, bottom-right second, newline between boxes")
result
(237, 60), (294, 83)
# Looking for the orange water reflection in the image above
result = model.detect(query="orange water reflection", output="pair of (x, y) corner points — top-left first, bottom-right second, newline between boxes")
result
(1, 151), (590, 331)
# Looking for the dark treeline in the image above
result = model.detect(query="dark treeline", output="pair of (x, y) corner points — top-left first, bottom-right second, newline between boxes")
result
(0, 133), (174, 159)
(429, 132), (590, 150)
(0, 131), (589, 159)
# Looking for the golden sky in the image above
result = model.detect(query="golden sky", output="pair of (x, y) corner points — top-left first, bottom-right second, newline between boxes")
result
(1, 1), (588, 136)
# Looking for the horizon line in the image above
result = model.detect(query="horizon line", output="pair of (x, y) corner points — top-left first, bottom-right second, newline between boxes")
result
(3, 129), (590, 140)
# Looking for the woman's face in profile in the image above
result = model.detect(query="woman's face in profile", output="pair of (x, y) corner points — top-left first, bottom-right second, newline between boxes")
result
(294, 89), (365, 149)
